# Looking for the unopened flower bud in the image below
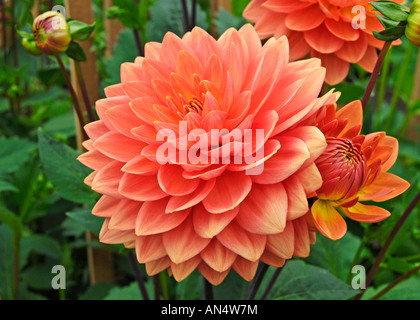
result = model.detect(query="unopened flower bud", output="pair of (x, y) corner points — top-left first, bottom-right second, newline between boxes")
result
(22, 38), (43, 56)
(406, 0), (420, 46)
(33, 11), (71, 55)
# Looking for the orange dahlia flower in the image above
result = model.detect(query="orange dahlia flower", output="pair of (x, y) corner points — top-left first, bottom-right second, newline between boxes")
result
(302, 100), (410, 240)
(78, 25), (337, 285)
(243, 0), (404, 85)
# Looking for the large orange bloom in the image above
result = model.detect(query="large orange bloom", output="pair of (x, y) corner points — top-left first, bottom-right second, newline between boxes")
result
(78, 25), (337, 285)
(243, 0), (403, 85)
(302, 100), (410, 240)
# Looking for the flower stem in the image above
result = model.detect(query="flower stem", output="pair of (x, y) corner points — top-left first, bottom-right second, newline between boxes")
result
(355, 191), (420, 300)
(246, 263), (269, 300)
(12, 231), (20, 300)
(128, 251), (150, 300)
(259, 265), (284, 300)
(181, 0), (190, 33)
(361, 41), (392, 111)
(55, 54), (87, 140)
(133, 29), (144, 57)
(203, 277), (214, 300)
(191, 0), (197, 29)
(370, 264), (420, 300)
(160, 271), (169, 300)
(74, 60), (96, 123)
(153, 275), (161, 300)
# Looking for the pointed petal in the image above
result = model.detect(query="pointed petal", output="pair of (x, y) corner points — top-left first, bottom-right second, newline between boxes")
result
(232, 257), (259, 282)
(235, 183), (288, 234)
(198, 262), (230, 286)
(344, 202), (391, 223)
(266, 222), (295, 259)
(358, 172), (410, 202)
(216, 220), (266, 261)
(158, 164), (200, 196)
(200, 238), (237, 272)
(170, 255), (202, 282)
(163, 216), (211, 264)
(192, 203), (239, 238)
(310, 199), (347, 240)
(119, 173), (167, 201)
(202, 171), (252, 213)
(135, 234), (166, 263)
(135, 198), (189, 236)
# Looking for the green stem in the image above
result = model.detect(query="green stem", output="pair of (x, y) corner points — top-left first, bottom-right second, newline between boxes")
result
(12, 231), (20, 300)
(375, 46), (393, 131)
(55, 54), (87, 140)
(370, 265), (420, 300)
(362, 41), (392, 111)
(74, 60), (96, 123)
(385, 44), (414, 132)
(160, 271), (169, 300)
(203, 277), (214, 300)
(355, 191), (420, 300)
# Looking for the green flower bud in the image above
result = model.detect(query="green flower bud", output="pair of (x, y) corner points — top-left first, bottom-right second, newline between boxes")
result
(21, 37), (43, 56)
(33, 11), (71, 55)
(406, 0), (420, 46)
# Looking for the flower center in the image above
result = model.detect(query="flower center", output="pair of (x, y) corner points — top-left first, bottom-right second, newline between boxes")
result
(183, 96), (203, 115)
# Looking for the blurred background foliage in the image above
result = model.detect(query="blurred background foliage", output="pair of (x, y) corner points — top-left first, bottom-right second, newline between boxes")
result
(0, 0), (419, 300)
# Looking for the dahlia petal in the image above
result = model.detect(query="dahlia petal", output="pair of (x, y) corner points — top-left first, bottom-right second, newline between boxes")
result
(93, 131), (144, 162)
(105, 104), (147, 139)
(157, 164), (200, 196)
(176, 49), (203, 85)
(135, 234), (167, 263)
(109, 199), (141, 231)
(266, 222), (295, 259)
(163, 216), (211, 264)
(170, 255), (202, 282)
(92, 195), (120, 218)
(119, 173), (167, 201)
(283, 176), (309, 220)
(260, 251), (286, 268)
(135, 198), (189, 236)
(335, 33), (368, 63)
(311, 199), (347, 240)
(304, 24), (344, 54)
(92, 161), (125, 198)
(312, 51), (349, 85)
(285, 5), (325, 31)
(357, 46), (378, 73)
(216, 220), (266, 261)
(104, 84), (125, 98)
(130, 97), (161, 124)
(358, 172), (410, 202)
(288, 31), (311, 61)
(145, 256), (171, 276)
(293, 216), (311, 257)
(84, 121), (109, 141)
(344, 202), (391, 223)
(78, 149), (111, 171)
(251, 136), (310, 184)
(99, 218), (136, 244)
(122, 155), (160, 175)
(122, 81), (153, 100)
(296, 163), (323, 197)
(166, 179), (216, 213)
(120, 62), (144, 83)
(202, 171), (252, 214)
(335, 100), (363, 137)
(232, 257), (259, 282)
(200, 238), (237, 272)
(197, 262), (230, 286)
(324, 18), (360, 41)
(235, 183), (288, 234)
(192, 204), (239, 238)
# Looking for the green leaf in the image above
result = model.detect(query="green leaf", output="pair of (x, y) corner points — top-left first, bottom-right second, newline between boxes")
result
(104, 281), (153, 300)
(68, 20), (96, 41)
(176, 270), (203, 300)
(0, 206), (23, 236)
(215, 8), (247, 35)
(373, 26), (406, 41)
(370, 1), (410, 22)
(0, 180), (19, 193)
(66, 41), (87, 62)
(265, 261), (358, 300)
(21, 234), (62, 260)
(0, 224), (14, 300)
(232, 0), (251, 17)
(0, 137), (37, 175)
(37, 130), (97, 205)
(65, 207), (103, 236)
(213, 271), (248, 300)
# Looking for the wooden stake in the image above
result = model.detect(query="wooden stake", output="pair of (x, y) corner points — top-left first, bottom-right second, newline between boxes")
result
(64, 0), (115, 285)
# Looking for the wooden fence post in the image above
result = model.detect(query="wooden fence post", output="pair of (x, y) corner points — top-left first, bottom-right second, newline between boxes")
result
(64, 0), (115, 285)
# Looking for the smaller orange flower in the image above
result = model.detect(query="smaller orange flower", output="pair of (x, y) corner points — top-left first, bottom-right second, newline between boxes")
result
(304, 101), (410, 240)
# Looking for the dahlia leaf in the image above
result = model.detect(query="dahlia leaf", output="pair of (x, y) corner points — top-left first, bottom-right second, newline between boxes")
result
(0, 136), (37, 175)
(37, 130), (98, 205)
(264, 261), (358, 300)
(370, 1), (410, 22)
(65, 207), (103, 236)
(67, 19), (96, 41)
(66, 41), (87, 62)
